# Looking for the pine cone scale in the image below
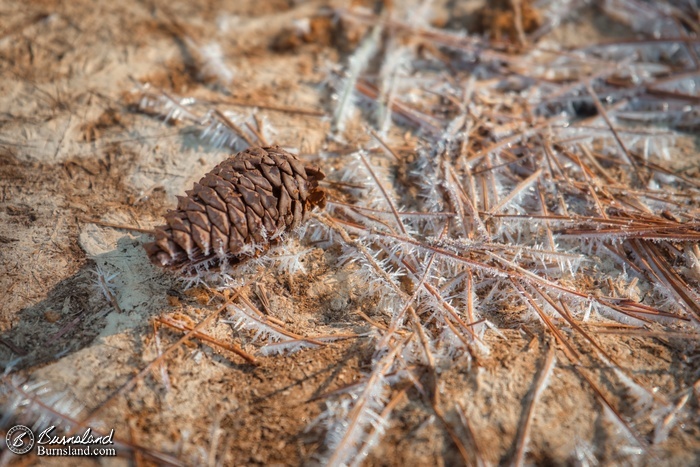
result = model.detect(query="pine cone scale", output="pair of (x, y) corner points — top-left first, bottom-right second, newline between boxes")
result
(246, 210), (264, 243)
(166, 214), (189, 232)
(281, 172), (299, 199)
(172, 229), (194, 255)
(278, 188), (292, 218)
(186, 210), (209, 231)
(228, 226), (244, 251)
(191, 224), (210, 255)
(296, 173), (309, 200)
(262, 212), (276, 232)
(260, 163), (282, 187)
(211, 226), (227, 253)
(237, 176), (255, 191)
(238, 185), (264, 217)
(228, 206), (248, 238)
(196, 185), (227, 212)
(247, 171), (273, 192)
(206, 205), (230, 236)
(287, 157), (308, 179)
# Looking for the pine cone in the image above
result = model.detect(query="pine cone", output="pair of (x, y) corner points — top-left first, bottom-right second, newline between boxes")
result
(144, 146), (325, 275)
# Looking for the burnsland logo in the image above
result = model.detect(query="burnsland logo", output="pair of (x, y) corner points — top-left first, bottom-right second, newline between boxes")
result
(5, 425), (117, 457)
(6, 425), (35, 455)
(36, 425), (114, 445)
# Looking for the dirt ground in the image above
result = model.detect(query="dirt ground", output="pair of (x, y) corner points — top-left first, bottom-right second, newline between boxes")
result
(1, 0), (699, 466)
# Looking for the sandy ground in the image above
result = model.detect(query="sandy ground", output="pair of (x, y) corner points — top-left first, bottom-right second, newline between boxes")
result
(1, 0), (699, 466)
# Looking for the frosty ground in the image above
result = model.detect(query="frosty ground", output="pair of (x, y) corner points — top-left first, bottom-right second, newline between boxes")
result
(1, 0), (699, 466)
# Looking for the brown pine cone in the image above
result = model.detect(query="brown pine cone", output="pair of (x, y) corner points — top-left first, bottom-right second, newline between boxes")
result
(144, 146), (325, 275)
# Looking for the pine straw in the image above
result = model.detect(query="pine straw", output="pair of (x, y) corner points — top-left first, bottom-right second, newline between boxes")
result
(2, 0), (700, 465)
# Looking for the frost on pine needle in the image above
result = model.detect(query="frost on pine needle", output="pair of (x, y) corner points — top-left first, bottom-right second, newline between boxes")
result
(331, 25), (383, 135)
(0, 378), (83, 432)
(135, 87), (199, 124)
(224, 302), (288, 342)
(375, 42), (412, 135)
(652, 390), (692, 445)
(601, 0), (680, 37)
(198, 112), (250, 151)
(90, 263), (118, 303)
(132, 87), (268, 151)
(257, 339), (317, 357)
(336, 243), (401, 301)
(153, 327), (172, 394)
(250, 241), (312, 275)
(188, 41), (235, 87)
(319, 351), (395, 466)
(222, 300), (325, 356)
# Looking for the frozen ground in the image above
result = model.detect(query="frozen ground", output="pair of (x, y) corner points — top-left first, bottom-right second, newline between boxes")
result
(1, 0), (699, 465)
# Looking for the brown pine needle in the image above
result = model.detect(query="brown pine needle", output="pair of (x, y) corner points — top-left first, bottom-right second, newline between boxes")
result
(632, 240), (700, 322)
(584, 83), (640, 179)
(245, 120), (268, 146)
(456, 403), (486, 467)
(487, 169), (543, 215)
(216, 98), (325, 116)
(156, 315), (257, 364)
(574, 366), (650, 453)
(511, 280), (580, 363)
(368, 127), (402, 161)
(213, 109), (255, 146)
(82, 218), (155, 234)
(432, 400), (472, 467)
(509, 340), (556, 467)
(359, 152), (407, 235)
